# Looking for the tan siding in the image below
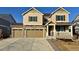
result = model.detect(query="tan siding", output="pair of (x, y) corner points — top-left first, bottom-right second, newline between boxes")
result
(50, 8), (69, 22)
(23, 9), (43, 25)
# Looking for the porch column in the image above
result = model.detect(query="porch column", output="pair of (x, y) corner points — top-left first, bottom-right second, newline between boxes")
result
(71, 26), (73, 37)
(54, 24), (56, 39)
(46, 25), (49, 36)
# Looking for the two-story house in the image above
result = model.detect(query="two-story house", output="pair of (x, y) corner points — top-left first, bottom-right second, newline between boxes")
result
(11, 7), (73, 39)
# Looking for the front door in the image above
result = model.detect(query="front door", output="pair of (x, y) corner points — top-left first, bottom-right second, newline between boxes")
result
(49, 26), (54, 36)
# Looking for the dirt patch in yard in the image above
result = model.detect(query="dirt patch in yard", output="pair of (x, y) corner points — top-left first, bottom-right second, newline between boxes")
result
(47, 39), (79, 51)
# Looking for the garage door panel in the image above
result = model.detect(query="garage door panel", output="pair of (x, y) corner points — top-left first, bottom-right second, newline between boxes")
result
(26, 29), (43, 38)
(13, 29), (23, 38)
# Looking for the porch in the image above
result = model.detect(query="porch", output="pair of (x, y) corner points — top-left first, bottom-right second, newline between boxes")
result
(56, 32), (72, 39)
(46, 24), (73, 39)
(56, 25), (73, 39)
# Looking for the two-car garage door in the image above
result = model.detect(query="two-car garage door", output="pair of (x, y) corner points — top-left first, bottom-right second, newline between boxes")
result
(12, 29), (44, 38)
(26, 29), (43, 38)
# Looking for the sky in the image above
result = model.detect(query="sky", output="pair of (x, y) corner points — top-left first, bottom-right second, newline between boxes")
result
(0, 7), (79, 23)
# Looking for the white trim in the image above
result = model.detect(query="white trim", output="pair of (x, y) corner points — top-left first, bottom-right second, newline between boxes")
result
(22, 7), (44, 15)
(71, 26), (73, 37)
(49, 7), (70, 17)
(51, 7), (70, 14)
(45, 20), (55, 26)
(54, 24), (56, 39)
(45, 21), (51, 26)
(46, 25), (49, 36)
(49, 24), (55, 26)
(12, 28), (23, 29)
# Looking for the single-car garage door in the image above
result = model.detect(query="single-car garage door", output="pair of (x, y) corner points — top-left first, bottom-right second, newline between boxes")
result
(13, 29), (23, 38)
(26, 29), (43, 38)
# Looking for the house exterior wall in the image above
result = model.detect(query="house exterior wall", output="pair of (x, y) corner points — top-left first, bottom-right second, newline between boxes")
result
(11, 25), (23, 38)
(55, 25), (72, 39)
(11, 7), (73, 39)
(11, 25), (46, 38)
(47, 8), (72, 39)
(50, 9), (69, 22)
(23, 9), (43, 25)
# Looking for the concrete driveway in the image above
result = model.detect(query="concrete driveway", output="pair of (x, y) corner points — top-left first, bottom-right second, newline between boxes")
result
(0, 38), (54, 51)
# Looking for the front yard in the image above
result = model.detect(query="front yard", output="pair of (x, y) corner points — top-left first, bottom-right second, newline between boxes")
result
(47, 39), (79, 51)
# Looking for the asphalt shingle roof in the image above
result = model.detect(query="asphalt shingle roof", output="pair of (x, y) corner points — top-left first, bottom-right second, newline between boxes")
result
(0, 14), (16, 24)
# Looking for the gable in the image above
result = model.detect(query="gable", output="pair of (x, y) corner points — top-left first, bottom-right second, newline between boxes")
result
(27, 9), (39, 13)
(45, 20), (55, 25)
(75, 16), (79, 21)
(49, 7), (70, 18)
(55, 8), (69, 14)
(22, 8), (43, 15)
(49, 21), (55, 24)
(73, 15), (79, 23)
(51, 8), (70, 15)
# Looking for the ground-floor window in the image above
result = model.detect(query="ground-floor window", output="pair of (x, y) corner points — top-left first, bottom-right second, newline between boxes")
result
(56, 26), (65, 32)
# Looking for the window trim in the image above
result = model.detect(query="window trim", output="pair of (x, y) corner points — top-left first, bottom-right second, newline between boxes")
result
(56, 26), (65, 32)
(56, 15), (65, 21)
(29, 16), (37, 22)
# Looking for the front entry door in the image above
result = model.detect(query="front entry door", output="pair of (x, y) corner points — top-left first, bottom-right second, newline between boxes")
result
(49, 26), (54, 36)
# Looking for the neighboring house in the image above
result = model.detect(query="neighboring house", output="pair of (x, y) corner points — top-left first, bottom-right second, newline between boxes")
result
(11, 7), (73, 39)
(72, 15), (79, 39)
(0, 14), (16, 38)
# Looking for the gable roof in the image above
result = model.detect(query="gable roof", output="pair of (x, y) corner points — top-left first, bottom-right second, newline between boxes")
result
(72, 15), (79, 24)
(45, 20), (55, 25)
(51, 7), (70, 14)
(49, 7), (70, 17)
(12, 23), (23, 25)
(22, 7), (44, 15)
(0, 14), (16, 24)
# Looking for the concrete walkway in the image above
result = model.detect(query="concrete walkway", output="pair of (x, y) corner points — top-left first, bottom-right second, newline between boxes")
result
(0, 38), (54, 51)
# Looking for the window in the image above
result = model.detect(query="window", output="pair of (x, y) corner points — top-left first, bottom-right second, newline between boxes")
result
(56, 26), (65, 31)
(56, 15), (65, 21)
(29, 16), (37, 22)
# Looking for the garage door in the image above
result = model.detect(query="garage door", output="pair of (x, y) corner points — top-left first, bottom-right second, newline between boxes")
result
(13, 29), (23, 38)
(26, 29), (43, 38)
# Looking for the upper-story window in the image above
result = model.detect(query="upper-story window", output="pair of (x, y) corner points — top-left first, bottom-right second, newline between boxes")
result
(29, 16), (37, 22)
(56, 15), (65, 21)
